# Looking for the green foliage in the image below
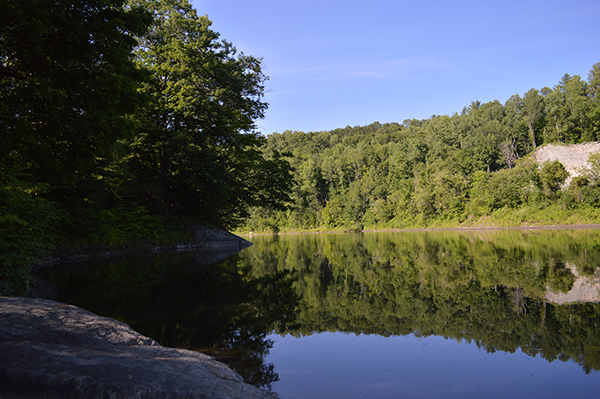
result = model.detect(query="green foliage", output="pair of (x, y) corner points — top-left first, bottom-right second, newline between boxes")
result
(90, 206), (164, 247)
(0, 177), (57, 295)
(240, 64), (600, 233)
(0, 0), (151, 191)
(467, 159), (537, 215)
(126, 0), (291, 227)
(584, 152), (600, 184)
(0, 0), (155, 294)
(540, 160), (569, 199)
(0, 0), (292, 294)
(522, 88), (545, 148)
(413, 159), (469, 220)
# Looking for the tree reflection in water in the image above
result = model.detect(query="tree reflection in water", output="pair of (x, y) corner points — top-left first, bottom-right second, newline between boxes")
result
(42, 250), (299, 390)
(42, 229), (600, 388)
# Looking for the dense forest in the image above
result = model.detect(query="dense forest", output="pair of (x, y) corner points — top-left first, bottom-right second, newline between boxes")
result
(238, 63), (600, 233)
(0, 0), (291, 295)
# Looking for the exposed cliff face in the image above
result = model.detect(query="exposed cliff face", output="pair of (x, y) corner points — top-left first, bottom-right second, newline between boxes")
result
(0, 297), (278, 399)
(533, 142), (600, 185)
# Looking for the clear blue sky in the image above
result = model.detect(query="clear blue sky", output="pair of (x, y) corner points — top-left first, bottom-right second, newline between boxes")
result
(191, 0), (600, 135)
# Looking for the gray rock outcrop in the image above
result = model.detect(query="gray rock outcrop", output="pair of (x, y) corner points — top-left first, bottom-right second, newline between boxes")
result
(0, 296), (278, 399)
(533, 142), (600, 186)
(191, 227), (253, 250)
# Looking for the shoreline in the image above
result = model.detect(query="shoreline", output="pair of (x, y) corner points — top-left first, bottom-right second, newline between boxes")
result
(238, 223), (600, 236)
(362, 223), (600, 233)
(32, 226), (252, 270)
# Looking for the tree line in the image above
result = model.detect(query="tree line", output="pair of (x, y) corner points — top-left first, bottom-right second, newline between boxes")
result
(0, 0), (292, 295)
(238, 63), (600, 233)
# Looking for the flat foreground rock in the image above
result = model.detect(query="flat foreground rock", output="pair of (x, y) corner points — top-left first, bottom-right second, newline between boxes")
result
(0, 297), (278, 399)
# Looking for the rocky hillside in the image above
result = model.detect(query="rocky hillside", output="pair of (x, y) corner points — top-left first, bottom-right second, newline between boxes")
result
(533, 142), (600, 185)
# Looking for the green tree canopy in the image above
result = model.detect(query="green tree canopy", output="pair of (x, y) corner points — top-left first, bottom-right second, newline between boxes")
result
(125, 0), (290, 226)
(0, 0), (152, 295)
(0, 0), (151, 189)
(540, 160), (569, 199)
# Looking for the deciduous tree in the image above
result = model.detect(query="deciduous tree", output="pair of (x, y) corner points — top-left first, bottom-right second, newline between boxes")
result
(126, 0), (290, 226)
(0, 0), (151, 190)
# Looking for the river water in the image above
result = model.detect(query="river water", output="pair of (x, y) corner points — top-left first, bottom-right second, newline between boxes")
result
(41, 229), (600, 398)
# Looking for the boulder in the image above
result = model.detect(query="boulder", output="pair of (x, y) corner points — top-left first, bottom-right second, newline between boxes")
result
(191, 227), (253, 250)
(0, 296), (278, 399)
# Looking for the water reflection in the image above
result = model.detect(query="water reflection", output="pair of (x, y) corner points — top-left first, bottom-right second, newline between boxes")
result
(245, 230), (600, 376)
(265, 331), (599, 399)
(41, 250), (299, 389)
(41, 229), (600, 394)
(545, 262), (600, 304)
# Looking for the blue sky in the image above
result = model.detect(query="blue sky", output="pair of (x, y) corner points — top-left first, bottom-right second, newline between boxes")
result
(192, 0), (600, 135)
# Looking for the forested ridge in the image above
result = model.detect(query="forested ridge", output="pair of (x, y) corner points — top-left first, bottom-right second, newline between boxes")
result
(238, 63), (600, 233)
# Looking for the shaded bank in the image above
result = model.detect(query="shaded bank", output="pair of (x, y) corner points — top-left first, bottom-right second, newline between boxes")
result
(26, 227), (252, 301)
(33, 227), (252, 271)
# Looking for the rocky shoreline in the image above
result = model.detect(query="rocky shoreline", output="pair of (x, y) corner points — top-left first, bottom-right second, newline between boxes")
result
(0, 296), (278, 399)
(32, 226), (253, 271)
(1, 229), (272, 398)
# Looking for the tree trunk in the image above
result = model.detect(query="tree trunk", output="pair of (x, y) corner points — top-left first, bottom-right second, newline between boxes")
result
(527, 119), (537, 149)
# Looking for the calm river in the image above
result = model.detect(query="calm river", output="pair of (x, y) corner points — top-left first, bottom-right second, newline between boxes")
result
(41, 229), (600, 398)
